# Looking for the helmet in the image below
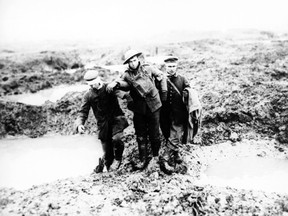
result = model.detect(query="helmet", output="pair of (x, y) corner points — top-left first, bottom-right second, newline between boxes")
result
(123, 49), (142, 64)
(83, 70), (100, 85)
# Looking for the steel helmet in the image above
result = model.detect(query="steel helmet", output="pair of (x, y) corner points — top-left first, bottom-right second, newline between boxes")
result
(123, 49), (142, 64)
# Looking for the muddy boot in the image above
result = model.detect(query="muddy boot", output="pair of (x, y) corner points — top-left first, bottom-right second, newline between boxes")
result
(133, 139), (148, 170)
(110, 159), (122, 171)
(159, 149), (175, 175)
(93, 157), (104, 173)
(160, 160), (175, 175)
(175, 163), (188, 174)
(146, 156), (160, 172)
(173, 150), (183, 164)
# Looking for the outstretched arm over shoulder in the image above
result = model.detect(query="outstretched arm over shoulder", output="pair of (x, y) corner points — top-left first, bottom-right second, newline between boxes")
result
(106, 74), (130, 93)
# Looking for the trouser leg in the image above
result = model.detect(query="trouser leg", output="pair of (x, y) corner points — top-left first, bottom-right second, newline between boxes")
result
(101, 140), (114, 169)
(168, 122), (184, 164)
(133, 113), (149, 169)
(168, 122), (184, 151)
(147, 109), (161, 157)
(137, 136), (148, 162)
(133, 136), (148, 170)
(133, 112), (148, 160)
(112, 132), (124, 161)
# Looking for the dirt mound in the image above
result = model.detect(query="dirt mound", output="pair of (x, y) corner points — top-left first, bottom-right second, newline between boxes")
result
(0, 100), (47, 138)
(0, 51), (84, 96)
(0, 92), (92, 138)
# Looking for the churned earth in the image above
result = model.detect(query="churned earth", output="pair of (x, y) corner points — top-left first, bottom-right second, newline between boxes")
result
(0, 30), (288, 215)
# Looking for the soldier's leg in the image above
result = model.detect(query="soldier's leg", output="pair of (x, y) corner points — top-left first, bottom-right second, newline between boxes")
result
(110, 132), (124, 171)
(133, 113), (149, 169)
(168, 122), (184, 164)
(101, 140), (114, 171)
(94, 140), (111, 173)
(146, 109), (161, 171)
(159, 123), (185, 174)
(147, 109), (161, 157)
(112, 132), (124, 161)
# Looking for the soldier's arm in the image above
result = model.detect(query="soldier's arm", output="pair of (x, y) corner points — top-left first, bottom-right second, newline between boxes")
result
(183, 76), (191, 89)
(115, 78), (130, 91)
(182, 76), (191, 104)
(107, 74), (130, 92)
(148, 66), (167, 101)
(114, 90), (129, 99)
(75, 92), (91, 130)
(150, 65), (168, 93)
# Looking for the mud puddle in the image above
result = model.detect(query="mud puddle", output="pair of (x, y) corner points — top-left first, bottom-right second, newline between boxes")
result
(0, 135), (102, 190)
(4, 84), (88, 106)
(198, 156), (288, 194)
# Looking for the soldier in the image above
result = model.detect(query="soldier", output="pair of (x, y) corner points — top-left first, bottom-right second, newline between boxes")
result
(75, 70), (128, 173)
(159, 56), (191, 173)
(107, 50), (167, 170)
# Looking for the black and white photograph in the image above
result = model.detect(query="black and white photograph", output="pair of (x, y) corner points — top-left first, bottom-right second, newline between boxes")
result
(0, 0), (288, 215)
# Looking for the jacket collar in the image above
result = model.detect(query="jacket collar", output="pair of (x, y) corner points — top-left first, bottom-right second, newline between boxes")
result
(168, 72), (178, 79)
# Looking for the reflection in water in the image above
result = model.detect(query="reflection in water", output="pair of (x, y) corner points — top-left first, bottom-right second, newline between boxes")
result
(198, 157), (288, 194)
(5, 84), (89, 106)
(0, 135), (103, 190)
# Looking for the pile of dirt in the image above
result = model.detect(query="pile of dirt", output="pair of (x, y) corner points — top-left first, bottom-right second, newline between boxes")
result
(0, 100), (47, 138)
(0, 51), (84, 96)
(177, 37), (288, 145)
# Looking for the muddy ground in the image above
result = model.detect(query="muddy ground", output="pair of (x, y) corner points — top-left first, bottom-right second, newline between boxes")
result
(0, 30), (288, 215)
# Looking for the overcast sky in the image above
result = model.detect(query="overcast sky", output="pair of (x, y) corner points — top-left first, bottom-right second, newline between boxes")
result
(0, 0), (288, 45)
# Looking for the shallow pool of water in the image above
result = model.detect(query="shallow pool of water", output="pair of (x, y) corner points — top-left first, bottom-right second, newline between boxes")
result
(5, 84), (89, 106)
(198, 157), (288, 194)
(0, 135), (103, 190)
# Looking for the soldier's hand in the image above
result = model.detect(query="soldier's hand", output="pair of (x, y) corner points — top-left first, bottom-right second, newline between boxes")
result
(106, 81), (118, 93)
(78, 125), (86, 134)
(183, 90), (189, 104)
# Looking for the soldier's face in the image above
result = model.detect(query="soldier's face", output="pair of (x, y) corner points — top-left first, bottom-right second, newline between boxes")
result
(165, 62), (177, 76)
(89, 76), (104, 90)
(128, 56), (140, 69)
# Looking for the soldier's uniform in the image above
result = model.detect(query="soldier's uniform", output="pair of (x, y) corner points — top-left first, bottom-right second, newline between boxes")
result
(161, 74), (190, 149)
(76, 72), (128, 172)
(114, 50), (167, 169)
(159, 56), (190, 173)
